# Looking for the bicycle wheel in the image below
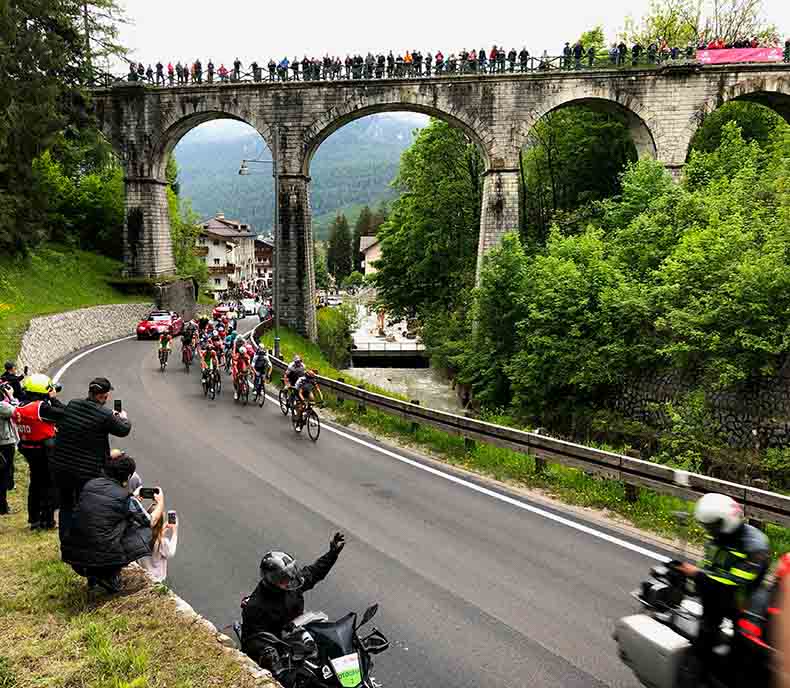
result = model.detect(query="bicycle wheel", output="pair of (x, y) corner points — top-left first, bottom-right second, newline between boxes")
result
(307, 409), (321, 441)
(209, 377), (216, 400)
(278, 388), (289, 416)
(202, 373), (209, 397)
(215, 371), (222, 395)
(241, 379), (249, 406)
(257, 380), (266, 408)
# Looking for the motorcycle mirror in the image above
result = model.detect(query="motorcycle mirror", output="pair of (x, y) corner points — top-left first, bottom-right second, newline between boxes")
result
(360, 603), (379, 627)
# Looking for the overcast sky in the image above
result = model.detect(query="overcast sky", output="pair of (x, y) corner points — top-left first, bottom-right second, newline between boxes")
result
(113, 0), (790, 69)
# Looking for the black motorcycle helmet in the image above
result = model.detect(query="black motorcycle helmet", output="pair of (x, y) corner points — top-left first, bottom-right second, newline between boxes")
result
(260, 551), (305, 591)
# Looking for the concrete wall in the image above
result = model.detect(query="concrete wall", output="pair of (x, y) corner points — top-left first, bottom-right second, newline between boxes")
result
(18, 303), (153, 376)
(155, 279), (196, 321)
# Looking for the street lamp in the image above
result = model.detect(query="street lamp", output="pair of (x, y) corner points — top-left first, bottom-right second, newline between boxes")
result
(238, 125), (280, 358)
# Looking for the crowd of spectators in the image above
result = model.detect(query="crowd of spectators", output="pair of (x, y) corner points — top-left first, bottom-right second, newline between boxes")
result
(0, 366), (178, 593)
(119, 35), (790, 87)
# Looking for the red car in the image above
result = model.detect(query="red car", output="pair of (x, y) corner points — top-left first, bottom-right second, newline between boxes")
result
(212, 304), (231, 320)
(136, 311), (184, 340)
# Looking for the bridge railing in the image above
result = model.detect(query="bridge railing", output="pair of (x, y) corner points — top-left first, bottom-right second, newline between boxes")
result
(87, 53), (726, 88)
(248, 321), (790, 529)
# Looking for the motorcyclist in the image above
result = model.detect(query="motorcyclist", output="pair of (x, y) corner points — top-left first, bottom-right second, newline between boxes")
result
(242, 532), (346, 672)
(675, 493), (770, 683)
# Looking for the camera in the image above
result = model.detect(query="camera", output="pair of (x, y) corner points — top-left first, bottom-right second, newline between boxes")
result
(139, 487), (160, 499)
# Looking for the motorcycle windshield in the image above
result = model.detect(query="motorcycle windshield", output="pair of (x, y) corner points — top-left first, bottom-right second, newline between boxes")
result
(306, 612), (356, 657)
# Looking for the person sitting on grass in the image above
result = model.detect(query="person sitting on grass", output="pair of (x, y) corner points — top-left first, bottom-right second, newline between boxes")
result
(61, 450), (153, 594)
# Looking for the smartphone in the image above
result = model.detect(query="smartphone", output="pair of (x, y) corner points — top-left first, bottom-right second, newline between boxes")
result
(139, 487), (159, 499)
(167, 510), (177, 525)
(114, 399), (122, 413)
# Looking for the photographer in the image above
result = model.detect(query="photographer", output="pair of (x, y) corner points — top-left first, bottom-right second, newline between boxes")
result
(0, 380), (19, 515)
(13, 374), (65, 530)
(61, 451), (152, 593)
(52, 377), (131, 540)
(135, 483), (178, 583)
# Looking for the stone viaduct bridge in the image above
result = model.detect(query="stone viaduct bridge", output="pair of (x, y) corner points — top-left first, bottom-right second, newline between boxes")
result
(91, 62), (790, 339)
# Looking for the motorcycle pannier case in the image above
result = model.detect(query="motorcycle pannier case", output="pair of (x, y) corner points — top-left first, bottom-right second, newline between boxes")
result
(614, 614), (692, 688)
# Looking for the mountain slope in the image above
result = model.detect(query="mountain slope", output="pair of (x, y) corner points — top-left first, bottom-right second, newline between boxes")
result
(173, 114), (426, 239)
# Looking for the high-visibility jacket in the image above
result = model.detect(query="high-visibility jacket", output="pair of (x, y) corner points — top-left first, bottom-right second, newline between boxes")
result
(700, 524), (769, 595)
(13, 400), (57, 448)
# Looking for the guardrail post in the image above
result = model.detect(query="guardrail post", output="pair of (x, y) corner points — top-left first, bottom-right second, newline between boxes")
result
(533, 428), (547, 475)
(410, 400), (420, 433)
(337, 377), (345, 407)
(464, 410), (476, 453)
(357, 385), (366, 414)
(624, 450), (642, 503)
(749, 478), (767, 531)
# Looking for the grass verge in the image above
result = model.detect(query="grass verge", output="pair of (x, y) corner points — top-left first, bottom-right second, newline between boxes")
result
(0, 244), (149, 364)
(261, 327), (790, 557)
(0, 456), (271, 688)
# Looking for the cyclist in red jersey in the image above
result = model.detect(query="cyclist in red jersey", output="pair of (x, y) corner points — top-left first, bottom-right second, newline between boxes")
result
(232, 343), (253, 400)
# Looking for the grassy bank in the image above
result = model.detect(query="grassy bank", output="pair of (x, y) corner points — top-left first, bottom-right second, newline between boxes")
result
(0, 245), (148, 364)
(261, 327), (790, 556)
(0, 455), (270, 688)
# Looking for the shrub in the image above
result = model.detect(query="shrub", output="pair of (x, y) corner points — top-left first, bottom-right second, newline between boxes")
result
(317, 303), (357, 368)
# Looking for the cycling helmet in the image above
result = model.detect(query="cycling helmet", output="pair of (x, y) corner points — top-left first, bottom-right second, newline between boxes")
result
(293, 354), (302, 364)
(23, 373), (54, 395)
(694, 493), (744, 536)
(259, 551), (305, 591)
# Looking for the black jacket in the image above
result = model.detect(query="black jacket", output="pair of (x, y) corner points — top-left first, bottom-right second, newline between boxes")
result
(1, 371), (25, 401)
(242, 548), (339, 659)
(52, 398), (131, 481)
(61, 477), (152, 568)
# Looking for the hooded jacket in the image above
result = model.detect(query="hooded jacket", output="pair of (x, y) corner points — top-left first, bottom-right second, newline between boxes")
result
(61, 477), (152, 568)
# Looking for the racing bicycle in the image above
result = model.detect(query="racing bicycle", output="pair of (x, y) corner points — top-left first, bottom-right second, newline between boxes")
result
(235, 368), (250, 406)
(182, 342), (193, 373)
(292, 398), (321, 441)
(252, 371), (267, 408)
(158, 348), (169, 372)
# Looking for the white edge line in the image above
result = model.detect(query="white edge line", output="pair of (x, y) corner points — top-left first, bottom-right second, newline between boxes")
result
(263, 392), (670, 564)
(53, 335), (136, 383)
(56, 331), (670, 564)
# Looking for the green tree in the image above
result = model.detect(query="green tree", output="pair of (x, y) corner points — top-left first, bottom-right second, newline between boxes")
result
(314, 242), (330, 291)
(374, 120), (483, 318)
(326, 213), (353, 281)
(579, 25), (607, 56)
(690, 101), (788, 154)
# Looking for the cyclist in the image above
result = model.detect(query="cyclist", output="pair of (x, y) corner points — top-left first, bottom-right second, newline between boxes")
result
(232, 342), (253, 400)
(284, 355), (306, 410)
(200, 338), (219, 383)
(251, 341), (273, 390)
(211, 333), (225, 367)
(158, 330), (173, 366)
(224, 327), (238, 361)
(294, 369), (323, 423)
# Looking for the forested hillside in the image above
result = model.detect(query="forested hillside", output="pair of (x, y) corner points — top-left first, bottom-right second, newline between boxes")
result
(174, 114), (426, 238)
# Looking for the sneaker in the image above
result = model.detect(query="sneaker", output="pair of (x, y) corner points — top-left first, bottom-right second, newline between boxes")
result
(234, 391), (238, 400)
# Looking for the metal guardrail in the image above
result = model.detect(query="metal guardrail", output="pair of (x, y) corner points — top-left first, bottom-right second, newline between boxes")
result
(248, 321), (790, 528)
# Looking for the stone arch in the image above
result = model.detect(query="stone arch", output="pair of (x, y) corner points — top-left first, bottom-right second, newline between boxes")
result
(301, 96), (497, 176)
(516, 90), (662, 161)
(682, 75), (790, 158)
(148, 102), (273, 180)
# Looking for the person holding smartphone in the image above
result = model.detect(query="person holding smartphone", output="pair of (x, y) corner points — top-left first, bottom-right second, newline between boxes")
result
(135, 486), (178, 583)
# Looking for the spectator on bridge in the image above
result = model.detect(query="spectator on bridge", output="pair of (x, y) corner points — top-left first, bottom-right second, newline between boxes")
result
(145, 64), (153, 83)
(128, 62), (138, 81)
(609, 43), (618, 65)
(670, 45), (681, 59)
(207, 59), (215, 83)
(234, 58), (242, 82)
(562, 42), (571, 69)
(646, 42), (657, 63)
(252, 61), (261, 82)
(51, 377), (131, 541)
(617, 41), (627, 65)
(61, 451), (153, 594)
(434, 51), (443, 75)
(155, 61), (164, 85)
(0, 380), (19, 516)
(218, 64), (228, 82)
(587, 45), (596, 67)
(278, 57), (289, 81)
(167, 62), (174, 85)
(2, 361), (26, 402)
(175, 61), (183, 84)
(507, 48), (517, 72)
(183, 60), (190, 84)
(195, 59), (202, 84)
(573, 41), (584, 69)
(268, 59), (276, 81)
(137, 63), (145, 80)
(497, 47), (506, 72)
(519, 48), (529, 71)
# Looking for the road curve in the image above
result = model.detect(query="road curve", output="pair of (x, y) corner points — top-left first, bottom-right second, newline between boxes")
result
(55, 331), (669, 688)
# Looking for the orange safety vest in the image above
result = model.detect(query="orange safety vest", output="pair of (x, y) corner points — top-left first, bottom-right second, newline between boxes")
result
(13, 401), (56, 447)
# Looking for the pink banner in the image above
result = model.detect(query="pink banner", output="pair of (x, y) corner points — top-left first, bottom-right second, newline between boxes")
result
(697, 47), (783, 64)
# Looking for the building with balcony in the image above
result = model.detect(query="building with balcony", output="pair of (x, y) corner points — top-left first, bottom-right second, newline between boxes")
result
(197, 213), (257, 299)
(254, 237), (274, 289)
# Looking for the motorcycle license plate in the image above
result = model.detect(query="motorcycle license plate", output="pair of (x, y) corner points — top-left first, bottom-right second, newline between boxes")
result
(330, 652), (362, 687)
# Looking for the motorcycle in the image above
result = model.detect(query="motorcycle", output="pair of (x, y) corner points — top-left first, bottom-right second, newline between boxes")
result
(613, 562), (773, 688)
(234, 603), (389, 688)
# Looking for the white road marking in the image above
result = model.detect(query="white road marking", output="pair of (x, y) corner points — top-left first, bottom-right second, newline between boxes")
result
(264, 392), (670, 563)
(53, 335), (136, 383)
(55, 333), (670, 564)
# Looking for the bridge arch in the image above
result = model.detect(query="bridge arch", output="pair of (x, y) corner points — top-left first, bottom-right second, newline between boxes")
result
(301, 98), (497, 176)
(517, 92), (662, 161)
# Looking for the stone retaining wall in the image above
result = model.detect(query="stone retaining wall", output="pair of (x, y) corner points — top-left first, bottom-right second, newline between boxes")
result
(17, 303), (153, 374)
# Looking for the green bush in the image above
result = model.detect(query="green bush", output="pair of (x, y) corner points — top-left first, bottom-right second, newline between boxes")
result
(317, 303), (357, 368)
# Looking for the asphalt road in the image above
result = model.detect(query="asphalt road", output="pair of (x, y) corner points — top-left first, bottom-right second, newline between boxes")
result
(55, 329), (673, 688)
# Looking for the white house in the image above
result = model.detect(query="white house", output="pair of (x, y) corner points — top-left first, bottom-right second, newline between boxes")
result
(360, 236), (382, 276)
(196, 213), (257, 299)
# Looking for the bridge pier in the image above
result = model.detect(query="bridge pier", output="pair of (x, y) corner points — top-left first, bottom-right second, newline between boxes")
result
(277, 174), (317, 340)
(476, 169), (521, 281)
(123, 177), (175, 277)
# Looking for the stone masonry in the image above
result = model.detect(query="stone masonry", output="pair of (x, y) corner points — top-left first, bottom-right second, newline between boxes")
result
(18, 303), (152, 376)
(91, 63), (790, 338)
